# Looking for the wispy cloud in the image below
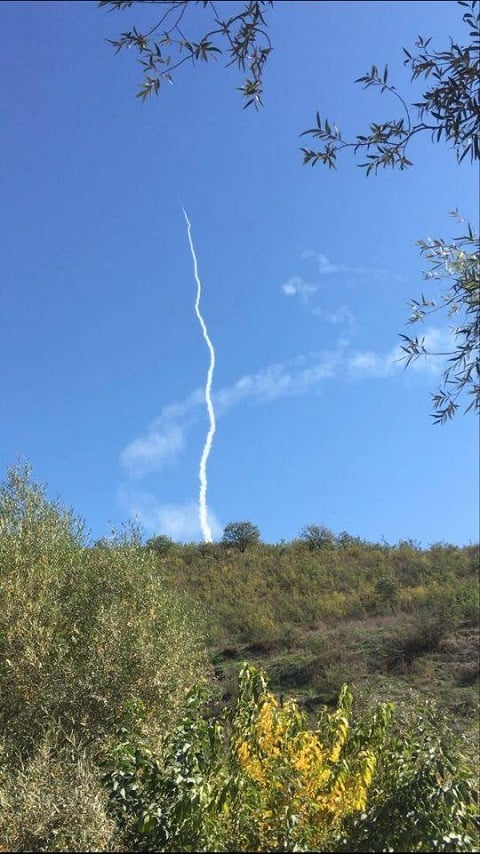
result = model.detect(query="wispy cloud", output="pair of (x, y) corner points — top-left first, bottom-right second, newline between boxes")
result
(121, 424), (186, 477)
(120, 327), (449, 479)
(121, 346), (343, 477)
(120, 388), (204, 478)
(279, 275), (356, 329)
(119, 490), (222, 541)
(300, 249), (387, 278)
(413, 327), (453, 357)
(280, 250), (393, 319)
(348, 348), (398, 378)
(215, 348), (341, 410)
(312, 305), (356, 330)
(281, 275), (318, 300)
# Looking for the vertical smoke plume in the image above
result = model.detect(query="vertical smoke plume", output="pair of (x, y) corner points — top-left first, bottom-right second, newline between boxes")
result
(183, 208), (216, 542)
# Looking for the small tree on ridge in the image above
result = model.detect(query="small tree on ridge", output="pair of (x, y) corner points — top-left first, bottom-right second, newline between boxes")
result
(222, 521), (261, 552)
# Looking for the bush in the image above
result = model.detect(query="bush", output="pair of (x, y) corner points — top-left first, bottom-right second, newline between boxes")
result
(102, 665), (480, 853)
(375, 614), (448, 673)
(375, 574), (400, 612)
(0, 465), (208, 756)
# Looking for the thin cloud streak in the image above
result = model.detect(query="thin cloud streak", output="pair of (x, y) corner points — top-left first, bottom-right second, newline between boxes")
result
(280, 249), (401, 321)
(347, 328), (453, 379)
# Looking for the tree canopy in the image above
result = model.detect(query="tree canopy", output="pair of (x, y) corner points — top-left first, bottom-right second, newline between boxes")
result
(222, 520), (261, 552)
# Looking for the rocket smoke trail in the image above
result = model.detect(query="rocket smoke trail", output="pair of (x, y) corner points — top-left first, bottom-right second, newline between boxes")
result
(183, 208), (216, 542)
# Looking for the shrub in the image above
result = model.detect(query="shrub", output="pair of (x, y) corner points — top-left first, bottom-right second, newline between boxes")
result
(103, 666), (480, 853)
(375, 614), (448, 673)
(375, 574), (400, 612)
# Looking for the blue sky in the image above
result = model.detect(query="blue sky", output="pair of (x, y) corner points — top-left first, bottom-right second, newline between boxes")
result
(1, 0), (478, 545)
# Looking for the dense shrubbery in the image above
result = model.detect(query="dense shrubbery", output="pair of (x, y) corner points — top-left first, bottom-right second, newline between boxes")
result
(104, 664), (478, 853)
(104, 664), (391, 851)
(0, 465), (208, 851)
(338, 700), (479, 853)
(0, 467), (478, 851)
(0, 729), (117, 852)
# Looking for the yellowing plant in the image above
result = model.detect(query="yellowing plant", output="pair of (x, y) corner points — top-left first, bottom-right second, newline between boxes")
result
(230, 665), (391, 852)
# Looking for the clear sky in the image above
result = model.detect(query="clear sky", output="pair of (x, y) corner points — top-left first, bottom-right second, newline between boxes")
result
(1, 0), (478, 545)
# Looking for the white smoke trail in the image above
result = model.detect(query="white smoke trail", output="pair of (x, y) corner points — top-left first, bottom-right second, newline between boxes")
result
(182, 208), (216, 542)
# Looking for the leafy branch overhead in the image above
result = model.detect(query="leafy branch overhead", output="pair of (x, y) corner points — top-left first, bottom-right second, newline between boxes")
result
(400, 215), (479, 424)
(301, 7), (480, 173)
(98, 0), (273, 107)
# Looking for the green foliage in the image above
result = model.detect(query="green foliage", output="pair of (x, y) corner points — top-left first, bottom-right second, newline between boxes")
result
(338, 701), (479, 852)
(101, 0), (479, 170)
(0, 464), (478, 850)
(156, 534), (479, 728)
(0, 464), (209, 849)
(221, 520), (261, 552)
(104, 681), (222, 851)
(336, 530), (362, 549)
(373, 613), (450, 674)
(146, 532), (175, 555)
(375, 573), (400, 612)
(104, 664), (478, 852)
(0, 465), (208, 753)
(104, 664), (393, 852)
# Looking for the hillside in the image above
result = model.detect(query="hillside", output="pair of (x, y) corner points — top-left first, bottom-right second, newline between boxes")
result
(152, 536), (479, 730)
